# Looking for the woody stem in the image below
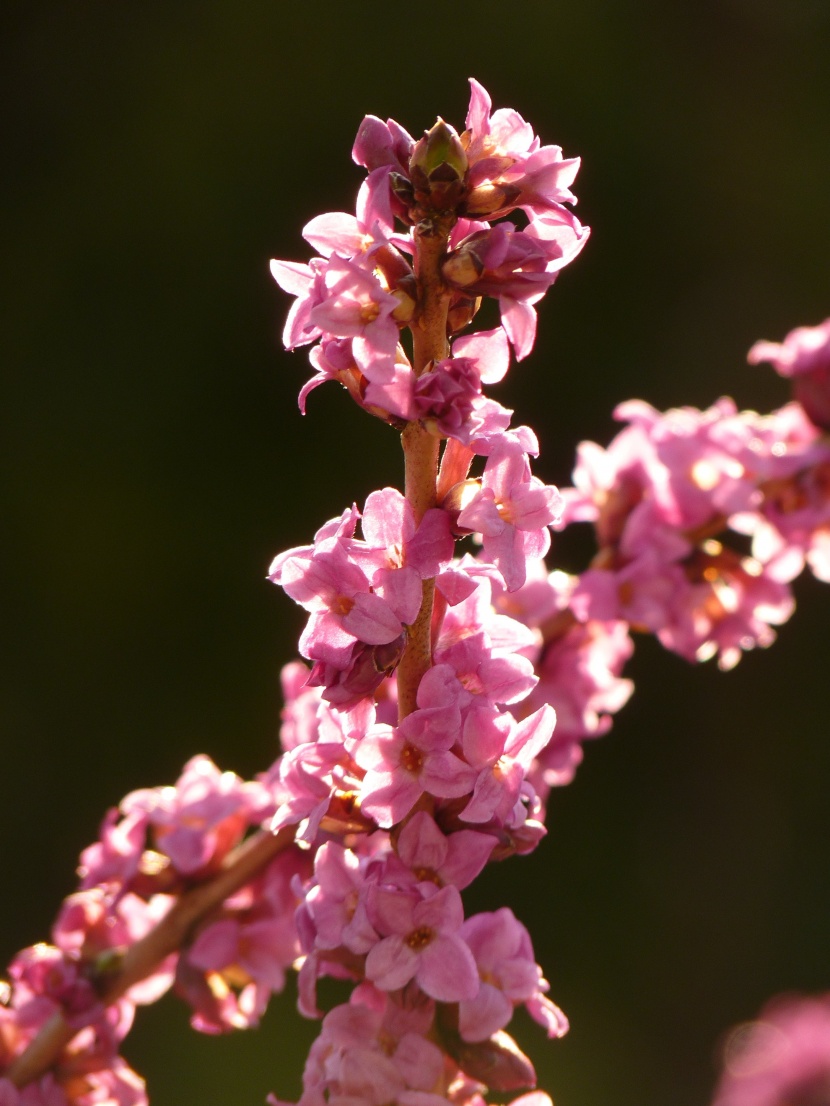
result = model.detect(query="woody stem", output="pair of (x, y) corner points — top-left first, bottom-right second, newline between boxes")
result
(397, 223), (452, 720)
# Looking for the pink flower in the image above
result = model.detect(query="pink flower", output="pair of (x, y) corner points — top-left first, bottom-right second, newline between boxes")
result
(301, 168), (396, 261)
(530, 613), (634, 788)
(183, 909), (298, 1032)
(274, 992), (445, 1106)
(303, 841), (379, 954)
(462, 79), (581, 223)
(442, 220), (587, 360)
(352, 115), (415, 176)
(458, 908), (568, 1043)
(355, 704), (474, 829)
(271, 509), (418, 669)
(309, 255), (402, 375)
(76, 807), (147, 891)
(460, 705), (556, 825)
(457, 436), (562, 592)
(271, 740), (362, 843)
(385, 811), (495, 890)
(8, 945), (103, 1032)
(433, 572), (539, 707)
(52, 889), (175, 1008)
(121, 756), (252, 877)
(365, 883), (479, 1002)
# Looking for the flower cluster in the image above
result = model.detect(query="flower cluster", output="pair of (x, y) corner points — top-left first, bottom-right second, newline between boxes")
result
(0, 755), (309, 1104)
(3, 78), (830, 1106)
(270, 78), (588, 426)
(559, 393), (830, 670)
(711, 994), (830, 1106)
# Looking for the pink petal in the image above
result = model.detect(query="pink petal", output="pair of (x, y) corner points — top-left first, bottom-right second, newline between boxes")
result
(500, 298), (537, 360)
(454, 327), (510, 384)
(417, 935), (479, 1001)
(459, 982), (513, 1041)
(365, 935), (419, 990)
(302, 212), (362, 258)
(342, 592), (402, 644)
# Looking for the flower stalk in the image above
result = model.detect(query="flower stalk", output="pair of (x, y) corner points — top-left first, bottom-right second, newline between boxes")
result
(397, 225), (452, 719)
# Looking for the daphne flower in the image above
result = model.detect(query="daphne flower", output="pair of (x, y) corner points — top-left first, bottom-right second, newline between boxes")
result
(365, 883), (479, 1002)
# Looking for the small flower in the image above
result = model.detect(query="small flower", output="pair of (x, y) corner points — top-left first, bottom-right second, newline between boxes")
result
(365, 884), (479, 1002)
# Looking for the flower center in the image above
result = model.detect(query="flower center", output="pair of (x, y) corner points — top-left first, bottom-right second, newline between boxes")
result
(405, 925), (435, 951)
(334, 594), (355, 616)
(495, 498), (515, 524)
(413, 866), (441, 885)
(400, 742), (424, 773)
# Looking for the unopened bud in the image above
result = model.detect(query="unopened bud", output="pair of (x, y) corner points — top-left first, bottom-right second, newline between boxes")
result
(373, 632), (407, 675)
(464, 181), (521, 219)
(131, 848), (180, 895)
(441, 479), (483, 535)
(391, 289), (416, 325)
(408, 119), (469, 217)
(389, 172), (417, 226)
(447, 292), (481, 336)
(319, 791), (373, 835)
(410, 118), (468, 182)
(371, 251), (417, 325)
(442, 248), (483, 289)
(440, 478), (481, 516)
(441, 1026), (537, 1092)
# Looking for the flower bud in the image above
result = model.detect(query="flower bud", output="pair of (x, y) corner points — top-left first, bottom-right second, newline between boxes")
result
(409, 118), (469, 216)
(391, 289), (417, 325)
(464, 181), (521, 219)
(442, 247), (483, 289)
(440, 478), (482, 517)
(447, 292), (481, 336)
(319, 791), (374, 835)
(441, 1027), (537, 1091)
(441, 478), (484, 536)
(131, 848), (181, 896)
(410, 118), (468, 181)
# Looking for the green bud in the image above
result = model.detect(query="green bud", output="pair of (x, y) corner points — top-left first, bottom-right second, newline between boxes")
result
(409, 118), (469, 182)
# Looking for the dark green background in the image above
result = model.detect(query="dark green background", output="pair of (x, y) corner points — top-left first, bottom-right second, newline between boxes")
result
(2, 2), (830, 1103)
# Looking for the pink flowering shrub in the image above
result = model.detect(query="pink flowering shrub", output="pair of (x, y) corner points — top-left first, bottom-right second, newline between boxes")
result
(2, 80), (830, 1106)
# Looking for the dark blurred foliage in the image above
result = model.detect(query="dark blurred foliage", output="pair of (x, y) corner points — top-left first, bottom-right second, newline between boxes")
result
(1, 2), (829, 1104)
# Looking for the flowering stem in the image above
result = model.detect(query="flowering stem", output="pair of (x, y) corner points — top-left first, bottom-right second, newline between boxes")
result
(6, 825), (296, 1091)
(397, 224), (452, 720)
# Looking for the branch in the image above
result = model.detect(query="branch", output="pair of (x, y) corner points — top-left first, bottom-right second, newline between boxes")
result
(6, 825), (296, 1090)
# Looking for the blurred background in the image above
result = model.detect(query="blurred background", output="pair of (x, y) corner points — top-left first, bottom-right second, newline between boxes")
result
(2, 1), (830, 1103)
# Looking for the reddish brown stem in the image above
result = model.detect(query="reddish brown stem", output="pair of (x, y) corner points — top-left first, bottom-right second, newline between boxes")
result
(397, 223), (452, 720)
